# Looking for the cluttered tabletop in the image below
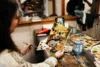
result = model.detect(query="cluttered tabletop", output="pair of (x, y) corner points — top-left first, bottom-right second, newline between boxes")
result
(33, 17), (100, 67)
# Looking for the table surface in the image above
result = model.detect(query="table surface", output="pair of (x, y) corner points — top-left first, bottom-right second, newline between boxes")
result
(33, 30), (96, 67)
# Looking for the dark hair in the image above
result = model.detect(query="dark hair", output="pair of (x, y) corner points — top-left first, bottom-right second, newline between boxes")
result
(0, 0), (19, 52)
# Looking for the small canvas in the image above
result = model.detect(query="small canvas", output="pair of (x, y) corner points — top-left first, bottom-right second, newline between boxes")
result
(46, 23), (70, 52)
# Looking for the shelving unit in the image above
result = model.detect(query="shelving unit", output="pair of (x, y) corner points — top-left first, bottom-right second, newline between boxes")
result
(21, 0), (45, 17)
(18, 15), (77, 26)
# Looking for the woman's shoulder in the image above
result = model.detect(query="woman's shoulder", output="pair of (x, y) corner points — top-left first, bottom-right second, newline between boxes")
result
(0, 49), (23, 64)
(0, 49), (19, 66)
(0, 49), (12, 58)
(0, 49), (24, 62)
(0, 49), (32, 67)
(0, 49), (20, 56)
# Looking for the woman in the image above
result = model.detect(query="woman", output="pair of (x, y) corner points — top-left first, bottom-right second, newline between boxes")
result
(0, 0), (63, 67)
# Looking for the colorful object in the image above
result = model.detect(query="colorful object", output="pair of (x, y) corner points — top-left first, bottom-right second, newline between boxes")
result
(46, 23), (70, 52)
(37, 28), (49, 34)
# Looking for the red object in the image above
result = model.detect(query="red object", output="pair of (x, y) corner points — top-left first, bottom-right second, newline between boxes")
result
(46, 47), (50, 50)
(37, 28), (49, 34)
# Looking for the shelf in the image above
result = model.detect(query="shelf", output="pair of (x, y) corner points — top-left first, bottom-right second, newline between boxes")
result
(18, 15), (77, 27)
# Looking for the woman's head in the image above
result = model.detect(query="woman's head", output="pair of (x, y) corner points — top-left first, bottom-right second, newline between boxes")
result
(0, 0), (19, 52)
(0, 0), (19, 33)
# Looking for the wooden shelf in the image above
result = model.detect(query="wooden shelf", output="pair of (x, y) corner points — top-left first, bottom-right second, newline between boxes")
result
(18, 15), (77, 27)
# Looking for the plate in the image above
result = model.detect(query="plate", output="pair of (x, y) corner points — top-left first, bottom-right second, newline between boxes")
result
(91, 45), (100, 59)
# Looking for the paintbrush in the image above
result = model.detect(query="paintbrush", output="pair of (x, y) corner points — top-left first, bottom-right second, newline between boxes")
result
(23, 42), (37, 48)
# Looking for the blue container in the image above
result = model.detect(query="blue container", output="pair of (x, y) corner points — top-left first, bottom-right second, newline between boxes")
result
(74, 41), (83, 54)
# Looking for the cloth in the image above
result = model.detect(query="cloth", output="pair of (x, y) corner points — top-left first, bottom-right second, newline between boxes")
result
(66, 0), (84, 16)
(75, 8), (94, 31)
(0, 49), (57, 67)
(0, 63), (6, 67)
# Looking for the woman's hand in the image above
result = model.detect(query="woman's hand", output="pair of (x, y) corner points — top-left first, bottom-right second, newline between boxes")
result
(20, 43), (32, 55)
(55, 50), (64, 59)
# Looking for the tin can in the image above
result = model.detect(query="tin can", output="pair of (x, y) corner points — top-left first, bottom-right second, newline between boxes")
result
(73, 41), (83, 54)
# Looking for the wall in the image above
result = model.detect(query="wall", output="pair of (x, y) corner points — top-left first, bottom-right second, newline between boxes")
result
(83, 18), (100, 40)
(47, 0), (53, 16)
(55, 0), (61, 16)
(44, 0), (49, 16)
(44, 0), (62, 16)
(83, 3), (100, 40)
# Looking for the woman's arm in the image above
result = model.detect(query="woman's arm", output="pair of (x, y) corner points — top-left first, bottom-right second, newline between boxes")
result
(31, 50), (64, 67)
(12, 46), (64, 67)
(31, 57), (57, 67)
(10, 51), (58, 67)
(44, 57), (58, 67)
(32, 50), (64, 67)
